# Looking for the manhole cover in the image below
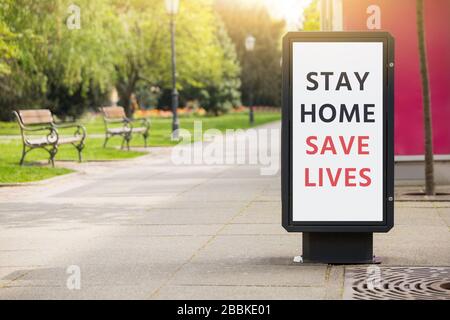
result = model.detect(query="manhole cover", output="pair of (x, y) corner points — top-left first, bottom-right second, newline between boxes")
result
(344, 266), (450, 300)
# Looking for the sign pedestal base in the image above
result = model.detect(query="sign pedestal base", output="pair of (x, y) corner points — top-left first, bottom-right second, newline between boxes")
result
(302, 232), (379, 264)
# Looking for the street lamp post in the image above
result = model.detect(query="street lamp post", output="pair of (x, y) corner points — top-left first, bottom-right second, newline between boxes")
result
(245, 35), (256, 125)
(165, 0), (180, 139)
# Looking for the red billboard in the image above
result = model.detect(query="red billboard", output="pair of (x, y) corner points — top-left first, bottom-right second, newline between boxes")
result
(342, 0), (450, 155)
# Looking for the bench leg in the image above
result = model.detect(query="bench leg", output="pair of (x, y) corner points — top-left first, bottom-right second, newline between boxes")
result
(121, 133), (131, 151)
(19, 145), (28, 166)
(49, 145), (58, 167)
(103, 134), (109, 148)
(143, 133), (148, 148)
(126, 134), (131, 151)
(76, 143), (84, 162)
(120, 135), (126, 150)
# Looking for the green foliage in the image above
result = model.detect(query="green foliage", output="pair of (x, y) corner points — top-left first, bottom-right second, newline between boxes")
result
(0, 0), (120, 120)
(185, 18), (241, 115)
(0, 1), (18, 76)
(302, 0), (320, 31)
(215, 1), (285, 108)
(113, 0), (241, 116)
(0, 0), (243, 120)
(112, 0), (166, 115)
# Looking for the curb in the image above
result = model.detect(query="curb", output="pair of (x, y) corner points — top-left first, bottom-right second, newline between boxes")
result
(0, 170), (83, 188)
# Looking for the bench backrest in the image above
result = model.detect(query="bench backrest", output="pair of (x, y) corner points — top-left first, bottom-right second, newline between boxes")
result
(17, 109), (53, 125)
(101, 106), (126, 120)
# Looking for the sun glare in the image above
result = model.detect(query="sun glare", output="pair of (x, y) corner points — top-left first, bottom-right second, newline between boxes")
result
(244, 0), (314, 30)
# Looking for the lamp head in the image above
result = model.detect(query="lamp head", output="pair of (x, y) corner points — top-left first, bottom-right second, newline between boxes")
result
(165, 0), (179, 15)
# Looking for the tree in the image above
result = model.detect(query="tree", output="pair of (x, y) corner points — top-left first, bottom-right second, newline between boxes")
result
(416, 0), (435, 195)
(0, 1), (18, 77)
(184, 18), (241, 115)
(112, 0), (166, 116)
(113, 0), (240, 116)
(0, 0), (120, 120)
(302, 0), (320, 31)
(215, 1), (285, 108)
(0, 0), (241, 120)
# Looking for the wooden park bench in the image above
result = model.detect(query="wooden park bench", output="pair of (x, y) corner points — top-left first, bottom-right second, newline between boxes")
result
(13, 109), (86, 167)
(99, 106), (150, 150)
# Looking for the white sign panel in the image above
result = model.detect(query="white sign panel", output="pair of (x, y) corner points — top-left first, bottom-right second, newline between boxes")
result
(292, 42), (383, 222)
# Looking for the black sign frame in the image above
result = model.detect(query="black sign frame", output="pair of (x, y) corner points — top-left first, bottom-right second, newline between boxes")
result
(281, 32), (395, 233)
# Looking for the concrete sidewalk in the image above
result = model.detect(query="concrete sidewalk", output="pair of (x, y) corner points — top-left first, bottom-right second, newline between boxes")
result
(0, 122), (449, 299)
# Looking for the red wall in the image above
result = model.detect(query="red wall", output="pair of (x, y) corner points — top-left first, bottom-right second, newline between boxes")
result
(342, 0), (450, 155)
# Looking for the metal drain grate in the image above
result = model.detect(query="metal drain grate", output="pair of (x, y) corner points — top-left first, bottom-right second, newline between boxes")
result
(344, 266), (450, 300)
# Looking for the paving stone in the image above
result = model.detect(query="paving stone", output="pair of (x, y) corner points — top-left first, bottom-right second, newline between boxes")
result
(0, 121), (448, 299)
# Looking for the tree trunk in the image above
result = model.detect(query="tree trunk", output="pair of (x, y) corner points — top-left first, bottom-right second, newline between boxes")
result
(416, 0), (435, 196)
(117, 87), (133, 117)
(116, 76), (137, 118)
(115, 63), (139, 118)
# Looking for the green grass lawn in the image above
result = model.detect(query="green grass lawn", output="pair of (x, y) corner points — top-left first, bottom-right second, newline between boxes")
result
(0, 111), (281, 183)
(0, 162), (72, 184)
(0, 111), (281, 142)
(0, 138), (145, 183)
